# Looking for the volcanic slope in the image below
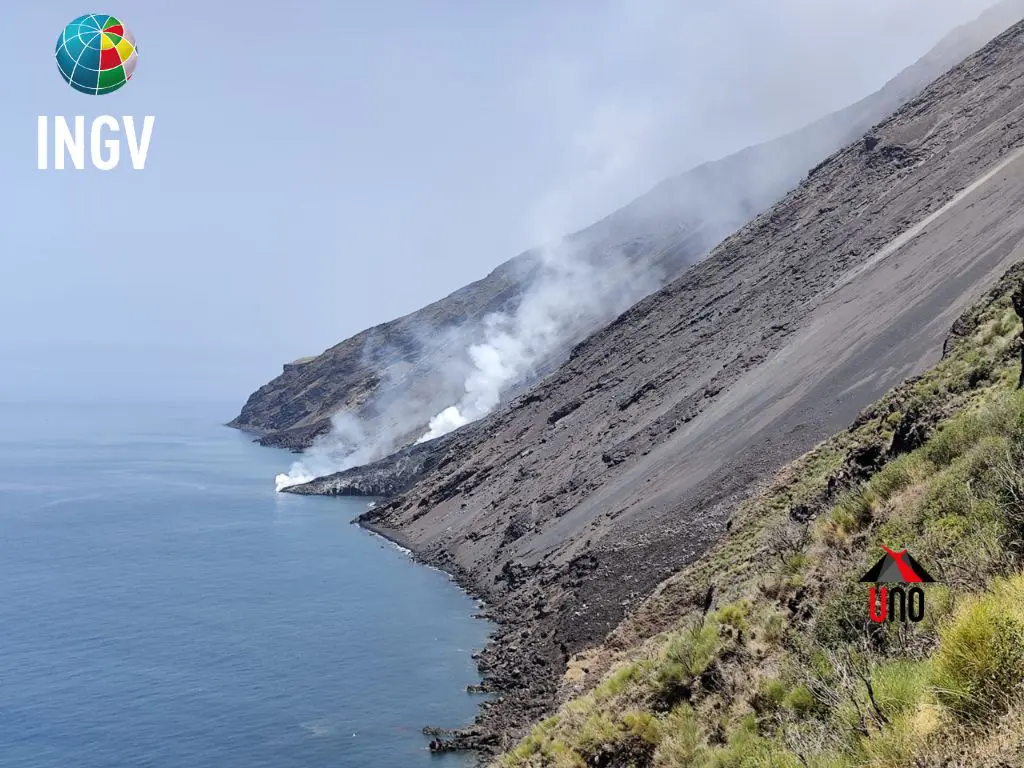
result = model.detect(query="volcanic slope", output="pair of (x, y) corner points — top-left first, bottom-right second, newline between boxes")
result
(230, 0), (1024, 453)
(336, 19), (1024, 743)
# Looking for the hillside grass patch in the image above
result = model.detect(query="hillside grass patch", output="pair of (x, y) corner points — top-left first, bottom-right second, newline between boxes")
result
(498, 273), (1024, 767)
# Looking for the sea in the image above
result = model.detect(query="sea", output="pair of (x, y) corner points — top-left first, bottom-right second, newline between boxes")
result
(0, 401), (491, 768)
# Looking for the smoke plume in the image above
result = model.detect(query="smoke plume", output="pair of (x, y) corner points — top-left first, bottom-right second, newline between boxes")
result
(275, 0), (1003, 490)
(417, 240), (658, 443)
(275, 413), (371, 491)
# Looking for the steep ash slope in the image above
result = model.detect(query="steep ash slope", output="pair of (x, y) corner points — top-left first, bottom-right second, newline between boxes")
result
(231, 0), (1024, 453)
(499, 262), (1024, 767)
(315, 20), (1024, 746)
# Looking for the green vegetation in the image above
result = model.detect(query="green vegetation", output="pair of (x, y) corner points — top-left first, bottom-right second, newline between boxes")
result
(498, 270), (1024, 766)
(932, 575), (1024, 721)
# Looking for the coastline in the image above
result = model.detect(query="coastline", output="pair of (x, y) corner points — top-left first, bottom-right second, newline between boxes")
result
(354, 514), (534, 757)
(356, 517), (417, 554)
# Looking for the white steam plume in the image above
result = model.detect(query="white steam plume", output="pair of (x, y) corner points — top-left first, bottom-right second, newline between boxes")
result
(275, 412), (373, 491)
(417, 0), (1006, 443)
(274, 320), (483, 490)
(414, 74), (665, 443)
(278, 0), (1001, 487)
(417, 236), (657, 443)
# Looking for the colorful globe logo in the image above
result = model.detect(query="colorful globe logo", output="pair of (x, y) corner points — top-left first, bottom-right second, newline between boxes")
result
(55, 14), (138, 95)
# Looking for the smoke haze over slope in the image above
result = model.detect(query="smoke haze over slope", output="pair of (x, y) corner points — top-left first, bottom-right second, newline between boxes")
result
(264, 0), (1014, 489)
(3, 1), (1007, 414)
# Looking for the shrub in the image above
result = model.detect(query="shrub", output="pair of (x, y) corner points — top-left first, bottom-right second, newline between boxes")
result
(854, 705), (938, 767)
(920, 466), (980, 522)
(964, 435), (1010, 493)
(967, 355), (997, 387)
(839, 487), (879, 527)
(502, 715), (583, 768)
(870, 453), (934, 501)
(849, 661), (937, 764)
(817, 486), (879, 548)
(784, 553), (811, 575)
(622, 710), (663, 745)
(717, 600), (752, 632)
(701, 714), (802, 767)
(653, 622), (721, 703)
(920, 514), (1003, 587)
(783, 684), (819, 717)
(751, 677), (787, 715)
(818, 508), (859, 548)
(574, 713), (622, 757)
(814, 583), (870, 646)
(932, 574), (1024, 720)
(762, 612), (787, 645)
(652, 705), (703, 767)
(595, 659), (648, 701)
(925, 413), (987, 468)
(917, 584), (953, 635)
(997, 307), (1019, 336)
(871, 660), (930, 720)
(871, 515), (918, 558)
(994, 442), (1024, 550)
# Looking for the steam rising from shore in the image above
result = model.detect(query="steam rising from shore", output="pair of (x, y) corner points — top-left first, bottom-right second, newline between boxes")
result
(274, 0), (1001, 491)
(416, 238), (656, 443)
(275, 235), (658, 490)
(276, 76), (660, 489)
(415, 77), (669, 444)
(275, 413), (370, 491)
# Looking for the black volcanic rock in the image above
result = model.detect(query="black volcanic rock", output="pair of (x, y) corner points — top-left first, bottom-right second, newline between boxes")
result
(282, 428), (468, 498)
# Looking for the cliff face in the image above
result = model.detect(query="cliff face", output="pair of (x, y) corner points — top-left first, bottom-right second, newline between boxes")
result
(230, 1), (1024, 454)
(308, 18), (1024, 747)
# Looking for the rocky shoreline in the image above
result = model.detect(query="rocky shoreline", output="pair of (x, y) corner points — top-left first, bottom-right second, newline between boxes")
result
(285, 439), (533, 756)
(356, 515), (543, 758)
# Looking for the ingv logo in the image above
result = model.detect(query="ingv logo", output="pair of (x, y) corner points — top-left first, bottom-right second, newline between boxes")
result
(40, 15), (154, 171)
(860, 546), (935, 624)
(38, 116), (155, 171)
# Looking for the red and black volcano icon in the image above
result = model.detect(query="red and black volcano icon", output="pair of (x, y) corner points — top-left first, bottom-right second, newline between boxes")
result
(860, 546), (934, 583)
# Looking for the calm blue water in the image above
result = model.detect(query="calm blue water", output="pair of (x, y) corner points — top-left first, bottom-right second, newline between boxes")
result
(0, 401), (491, 768)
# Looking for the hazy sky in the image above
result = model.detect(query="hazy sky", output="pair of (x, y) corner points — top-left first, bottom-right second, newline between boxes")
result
(0, 1), (1001, 402)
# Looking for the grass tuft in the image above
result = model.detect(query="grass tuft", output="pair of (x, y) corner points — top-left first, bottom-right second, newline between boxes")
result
(932, 574), (1024, 721)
